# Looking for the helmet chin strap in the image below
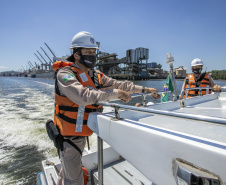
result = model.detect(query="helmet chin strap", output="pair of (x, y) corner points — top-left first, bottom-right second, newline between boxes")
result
(73, 48), (86, 66)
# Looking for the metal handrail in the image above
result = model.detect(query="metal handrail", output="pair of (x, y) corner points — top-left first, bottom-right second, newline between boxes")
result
(97, 101), (226, 125)
(134, 91), (172, 97)
(184, 87), (213, 90)
(109, 91), (173, 106)
(181, 87), (213, 99)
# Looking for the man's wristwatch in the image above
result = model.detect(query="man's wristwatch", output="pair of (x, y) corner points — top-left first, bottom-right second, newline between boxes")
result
(142, 87), (145, 93)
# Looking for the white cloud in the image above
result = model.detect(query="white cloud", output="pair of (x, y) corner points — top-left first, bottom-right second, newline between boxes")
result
(0, 66), (7, 69)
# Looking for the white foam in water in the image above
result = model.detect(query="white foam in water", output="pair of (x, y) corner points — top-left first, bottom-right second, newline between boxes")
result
(0, 78), (58, 184)
(0, 82), (98, 154)
(33, 80), (55, 88)
(0, 89), (55, 155)
(0, 99), (52, 150)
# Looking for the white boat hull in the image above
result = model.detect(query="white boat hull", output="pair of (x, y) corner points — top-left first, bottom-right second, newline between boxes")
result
(88, 93), (226, 184)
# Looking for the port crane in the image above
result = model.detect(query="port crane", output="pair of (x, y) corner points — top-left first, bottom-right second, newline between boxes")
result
(40, 47), (53, 63)
(44, 43), (57, 62)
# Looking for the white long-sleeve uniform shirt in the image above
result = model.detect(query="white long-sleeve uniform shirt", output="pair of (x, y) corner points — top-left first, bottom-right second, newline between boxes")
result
(56, 64), (143, 106)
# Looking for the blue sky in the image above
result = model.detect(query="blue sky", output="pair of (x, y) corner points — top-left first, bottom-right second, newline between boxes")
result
(0, 0), (226, 73)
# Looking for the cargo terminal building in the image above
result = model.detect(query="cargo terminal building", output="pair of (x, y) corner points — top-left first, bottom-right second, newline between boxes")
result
(97, 47), (186, 80)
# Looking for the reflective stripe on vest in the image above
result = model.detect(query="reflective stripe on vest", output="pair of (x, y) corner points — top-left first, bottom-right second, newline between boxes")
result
(76, 106), (85, 133)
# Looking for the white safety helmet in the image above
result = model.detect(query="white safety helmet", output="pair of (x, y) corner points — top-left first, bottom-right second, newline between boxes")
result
(70, 31), (98, 49)
(191, 58), (204, 67)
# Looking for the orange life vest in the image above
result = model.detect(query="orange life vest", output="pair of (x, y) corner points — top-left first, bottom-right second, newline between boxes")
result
(184, 73), (212, 98)
(53, 61), (103, 136)
(52, 60), (73, 71)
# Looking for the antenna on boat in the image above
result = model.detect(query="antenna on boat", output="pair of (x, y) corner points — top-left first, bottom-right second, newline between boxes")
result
(166, 53), (178, 100)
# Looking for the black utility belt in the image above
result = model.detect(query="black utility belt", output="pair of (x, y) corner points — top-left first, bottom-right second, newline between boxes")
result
(63, 136), (85, 140)
(57, 105), (99, 112)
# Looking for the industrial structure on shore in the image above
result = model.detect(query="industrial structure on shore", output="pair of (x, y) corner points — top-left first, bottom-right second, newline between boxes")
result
(96, 47), (186, 80)
(0, 44), (186, 80)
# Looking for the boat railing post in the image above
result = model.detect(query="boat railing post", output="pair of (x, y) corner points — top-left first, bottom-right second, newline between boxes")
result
(115, 106), (120, 120)
(199, 88), (202, 96)
(185, 90), (188, 99)
(206, 85), (209, 94)
(142, 94), (147, 106)
(98, 136), (104, 185)
(170, 64), (178, 100)
(166, 53), (178, 101)
(181, 89), (185, 99)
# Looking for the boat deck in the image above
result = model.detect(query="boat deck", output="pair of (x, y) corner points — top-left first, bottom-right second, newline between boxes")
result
(140, 93), (226, 143)
(176, 93), (226, 119)
(86, 92), (226, 184)
(91, 159), (152, 185)
(39, 149), (153, 185)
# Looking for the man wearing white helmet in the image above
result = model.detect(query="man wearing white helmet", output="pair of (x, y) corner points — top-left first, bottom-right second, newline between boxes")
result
(180, 58), (221, 99)
(53, 31), (160, 185)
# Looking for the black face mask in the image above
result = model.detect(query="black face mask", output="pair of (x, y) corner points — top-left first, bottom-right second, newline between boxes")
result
(192, 68), (202, 75)
(79, 55), (97, 69)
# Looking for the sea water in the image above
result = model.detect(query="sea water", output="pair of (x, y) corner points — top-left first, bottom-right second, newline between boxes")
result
(0, 76), (225, 184)
(0, 77), (55, 184)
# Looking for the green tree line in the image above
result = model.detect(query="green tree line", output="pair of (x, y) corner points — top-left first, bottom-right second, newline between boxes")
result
(208, 70), (226, 80)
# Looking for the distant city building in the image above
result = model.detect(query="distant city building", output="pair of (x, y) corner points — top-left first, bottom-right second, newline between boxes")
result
(173, 66), (186, 78)
(0, 70), (19, 76)
(54, 55), (69, 62)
